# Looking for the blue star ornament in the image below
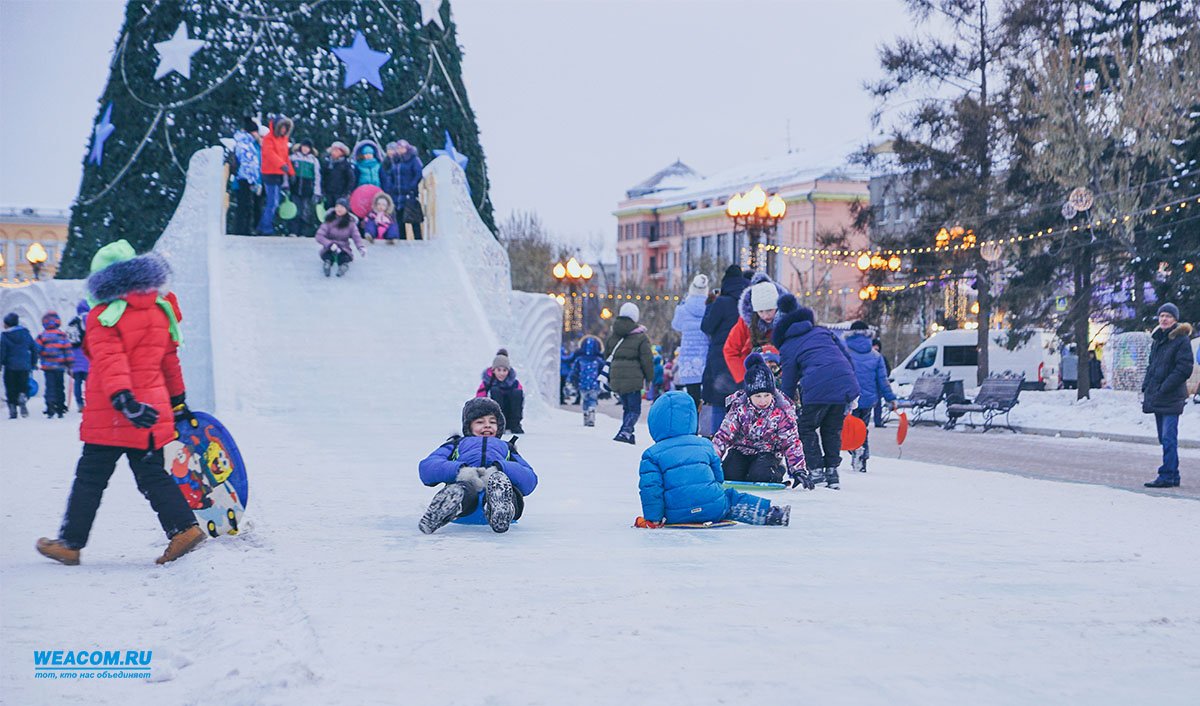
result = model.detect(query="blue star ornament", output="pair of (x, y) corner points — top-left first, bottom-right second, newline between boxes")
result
(434, 130), (469, 171)
(333, 31), (391, 91)
(88, 103), (115, 166)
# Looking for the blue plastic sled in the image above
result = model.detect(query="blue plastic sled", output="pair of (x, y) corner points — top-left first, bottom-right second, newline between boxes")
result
(452, 490), (518, 526)
(165, 411), (248, 537)
(722, 481), (787, 492)
(27, 377), (38, 397)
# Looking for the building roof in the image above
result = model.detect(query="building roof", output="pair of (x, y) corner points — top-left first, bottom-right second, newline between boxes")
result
(0, 207), (70, 225)
(622, 152), (868, 212)
(625, 160), (702, 199)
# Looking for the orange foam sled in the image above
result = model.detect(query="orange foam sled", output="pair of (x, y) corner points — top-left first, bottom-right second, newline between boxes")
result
(897, 412), (910, 446)
(841, 414), (867, 451)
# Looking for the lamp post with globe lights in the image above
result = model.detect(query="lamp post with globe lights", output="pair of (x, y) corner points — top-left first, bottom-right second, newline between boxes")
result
(553, 256), (595, 336)
(26, 242), (48, 281)
(726, 184), (786, 272)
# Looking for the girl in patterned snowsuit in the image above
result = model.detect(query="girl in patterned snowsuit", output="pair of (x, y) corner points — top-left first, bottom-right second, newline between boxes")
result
(711, 353), (808, 487)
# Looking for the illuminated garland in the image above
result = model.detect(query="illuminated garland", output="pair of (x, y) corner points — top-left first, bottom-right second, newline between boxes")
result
(760, 193), (1200, 260)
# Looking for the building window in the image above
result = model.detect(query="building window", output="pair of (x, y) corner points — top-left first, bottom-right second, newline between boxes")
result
(878, 196), (889, 223)
(716, 233), (726, 262)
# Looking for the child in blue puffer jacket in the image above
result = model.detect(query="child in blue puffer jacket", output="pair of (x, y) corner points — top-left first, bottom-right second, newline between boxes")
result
(418, 398), (538, 534)
(636, 391), (789, 527)
(569, 335), (605, 427)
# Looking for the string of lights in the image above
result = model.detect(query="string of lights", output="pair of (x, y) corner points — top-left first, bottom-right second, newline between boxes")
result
(759, 192), (1200, 260)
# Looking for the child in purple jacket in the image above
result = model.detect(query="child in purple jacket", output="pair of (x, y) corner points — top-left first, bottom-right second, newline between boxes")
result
(712, 353), (809, 488)
(418, 398), (538, 534)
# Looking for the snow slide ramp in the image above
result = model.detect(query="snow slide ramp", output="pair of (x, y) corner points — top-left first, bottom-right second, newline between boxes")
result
(154, 147), (560, 421)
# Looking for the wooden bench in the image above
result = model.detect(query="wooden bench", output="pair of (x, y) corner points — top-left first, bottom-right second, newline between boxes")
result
(944, 371), (1025, 433)
(894, 370), (951, 425)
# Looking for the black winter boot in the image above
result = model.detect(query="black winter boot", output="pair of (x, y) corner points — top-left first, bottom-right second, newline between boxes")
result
(7, 403), (16, 419)
(322, 260), (332, 277)
(1144, 474), (1181, 488)
(483, 471), (516, 533)
(336, 263), (349, 277)
(765, 505), (791, 526)
(825, 466), (840, 490)
(419, 483), (467, 534)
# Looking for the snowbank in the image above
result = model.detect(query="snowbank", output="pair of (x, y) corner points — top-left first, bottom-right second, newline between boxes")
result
(1006, 388), (1200, 442)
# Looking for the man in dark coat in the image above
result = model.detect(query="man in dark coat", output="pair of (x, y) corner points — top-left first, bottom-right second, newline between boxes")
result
(321, 141), (356, 210)
(700, 265), (750, 433)
(774, 294), (860, 489)
(381, 140), (425, 239)
(1, 312), (38, 418)
(1142, 303), (1193, 488)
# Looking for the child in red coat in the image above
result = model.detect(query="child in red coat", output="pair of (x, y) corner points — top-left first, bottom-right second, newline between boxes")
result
(37, 241), (205, 566)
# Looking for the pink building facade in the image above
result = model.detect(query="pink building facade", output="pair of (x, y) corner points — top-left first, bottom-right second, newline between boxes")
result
(614, 154), (870, 306)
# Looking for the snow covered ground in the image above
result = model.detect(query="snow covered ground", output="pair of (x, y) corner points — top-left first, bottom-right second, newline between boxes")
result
(998, 388), (1200, 441)
(3, 397), (1199, 705)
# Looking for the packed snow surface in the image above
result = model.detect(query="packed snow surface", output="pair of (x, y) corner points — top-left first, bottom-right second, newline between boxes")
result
(3, 401), (1198, 705)
(991, 388), (1200, 441)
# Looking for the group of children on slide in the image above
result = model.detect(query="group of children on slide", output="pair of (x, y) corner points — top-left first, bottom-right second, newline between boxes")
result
(417, 351), (795, 534)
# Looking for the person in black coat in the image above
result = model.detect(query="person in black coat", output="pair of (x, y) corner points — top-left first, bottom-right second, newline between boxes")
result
(1, 312), (38, 418)
(322, 141), (356, 210)
(1142, 303), (1193, 488)
(699, 265), (750, 434)
(381, 140), (425, 239)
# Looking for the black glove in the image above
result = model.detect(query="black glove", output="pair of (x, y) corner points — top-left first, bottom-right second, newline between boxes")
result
(111, 390), (160, 429)
(171, 393), (196, 427)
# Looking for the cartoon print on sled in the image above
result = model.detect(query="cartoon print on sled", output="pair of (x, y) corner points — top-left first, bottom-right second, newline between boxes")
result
(167, 412), (248, 537)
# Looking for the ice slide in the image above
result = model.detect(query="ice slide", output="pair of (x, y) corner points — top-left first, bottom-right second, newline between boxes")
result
(150, 147), (560, 423)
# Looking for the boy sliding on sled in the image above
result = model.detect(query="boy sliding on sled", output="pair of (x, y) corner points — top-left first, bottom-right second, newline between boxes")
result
(637, 391), (790, 528)
(418, 398), (537, 534)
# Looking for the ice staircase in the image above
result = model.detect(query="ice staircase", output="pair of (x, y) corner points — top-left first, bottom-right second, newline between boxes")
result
(150, 147), (560, 424)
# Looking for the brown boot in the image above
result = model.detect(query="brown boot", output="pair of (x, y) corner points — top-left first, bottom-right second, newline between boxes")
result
(155, 526), (205, 565)
(36, 538), (80, 566)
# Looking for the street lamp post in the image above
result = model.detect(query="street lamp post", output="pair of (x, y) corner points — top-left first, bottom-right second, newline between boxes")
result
(26, 242), (48, 281)
(553, 256), (595, 336)
(726, 184), (786, 272)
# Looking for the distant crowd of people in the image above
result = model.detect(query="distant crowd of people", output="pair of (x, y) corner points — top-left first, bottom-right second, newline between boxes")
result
(227, 116), (425, 245)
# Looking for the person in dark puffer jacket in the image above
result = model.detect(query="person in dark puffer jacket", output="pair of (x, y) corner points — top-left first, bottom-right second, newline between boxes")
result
(36, 311), (73, 418)
(773, 294), (860, 490)
(1142, 303), (1194, 488)
(844, 321), (896, 473)
(1, 312), (37, 418)
(36, 240), (204, 567)
(476, 349), (526, 434)
(418, 398), (538, 534)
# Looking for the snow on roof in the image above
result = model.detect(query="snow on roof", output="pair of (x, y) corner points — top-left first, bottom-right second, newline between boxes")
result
(623, 151), (868, 210)
(625, 160), (702, 199)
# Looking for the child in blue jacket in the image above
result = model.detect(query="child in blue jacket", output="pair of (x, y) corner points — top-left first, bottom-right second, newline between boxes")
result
(637, 391), (789, 527)
(569, 335), (605, 427)
(418, 398), (538, 534)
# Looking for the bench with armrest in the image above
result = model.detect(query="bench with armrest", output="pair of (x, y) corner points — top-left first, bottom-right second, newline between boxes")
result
(943, 371), (1025, 433)
(894, 370), (952, 425)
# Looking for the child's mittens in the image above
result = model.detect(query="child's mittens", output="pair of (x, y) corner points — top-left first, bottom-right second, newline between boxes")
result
(634, 516), (665, 529)
(455, 466), (488, 493)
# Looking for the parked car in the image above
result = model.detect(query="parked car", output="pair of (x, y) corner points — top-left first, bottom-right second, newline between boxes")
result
(890, 329), (1061, 391)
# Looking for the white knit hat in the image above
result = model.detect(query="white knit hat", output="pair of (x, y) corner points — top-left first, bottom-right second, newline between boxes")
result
(688, 274), (710, 298)
(619, 302), (640, 322)
(750, 282), (778, 312)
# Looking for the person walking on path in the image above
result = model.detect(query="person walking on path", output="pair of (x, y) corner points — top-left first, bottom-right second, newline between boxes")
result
(36, 240), (205, 566)
(844, 321), (896, 473)
(1, 312), (37, 419)
(606, 302), (654, 444)
(1142, 303), (1193, 488)
(671, 274), (710, 411)
(774, 294), (860, 489)
(871, 338), (890, 427)
(35, 311), (74, 418)
(700, 266), (749, 434)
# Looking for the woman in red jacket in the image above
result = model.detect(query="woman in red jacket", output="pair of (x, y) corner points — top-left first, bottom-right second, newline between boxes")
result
(37, 240), (204, 566)
(256, 117), (294, 235)
(723, 274), (788, 386)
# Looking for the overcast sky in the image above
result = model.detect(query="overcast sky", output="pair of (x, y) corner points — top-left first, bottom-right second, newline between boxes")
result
(0, 0), (910, 259)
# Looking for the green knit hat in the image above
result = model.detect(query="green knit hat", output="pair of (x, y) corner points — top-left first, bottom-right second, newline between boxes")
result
(90, 239), (137, 275)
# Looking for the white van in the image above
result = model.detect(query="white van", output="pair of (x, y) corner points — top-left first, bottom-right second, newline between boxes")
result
(890, 329), (1062, 390)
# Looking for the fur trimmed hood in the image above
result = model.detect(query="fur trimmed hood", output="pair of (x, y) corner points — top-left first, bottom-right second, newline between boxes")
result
(737, 272), (788, 325)
(87, 252), (171, 304)
(1165, 322), (1193, 340)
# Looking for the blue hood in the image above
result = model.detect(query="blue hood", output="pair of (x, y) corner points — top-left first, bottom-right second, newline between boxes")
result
(845, 332), (874, 354)
(580, 336), (602, 356)
(648, 391), (699, 441)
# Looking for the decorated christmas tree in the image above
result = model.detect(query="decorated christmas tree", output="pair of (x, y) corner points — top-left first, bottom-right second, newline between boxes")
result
(60, 0), (492, 278)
